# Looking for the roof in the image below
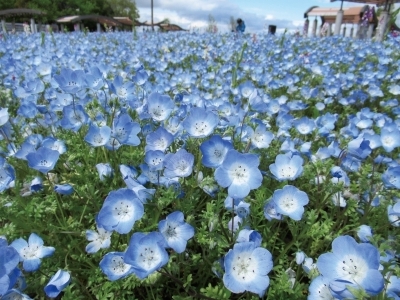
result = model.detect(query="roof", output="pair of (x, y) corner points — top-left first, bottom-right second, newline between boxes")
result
(0, 8), (46, 18)
(305, 5), (369, 22)
(56, 15), (123, 27)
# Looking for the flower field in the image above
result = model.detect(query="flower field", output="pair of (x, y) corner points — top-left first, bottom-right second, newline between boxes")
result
(0, 30), (400, 299)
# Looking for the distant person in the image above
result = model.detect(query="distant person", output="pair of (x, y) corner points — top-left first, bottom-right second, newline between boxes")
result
(236, 18), (245, 33)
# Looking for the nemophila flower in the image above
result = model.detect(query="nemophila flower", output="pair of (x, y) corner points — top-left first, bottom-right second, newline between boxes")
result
(85, 226), (112, 254)
(97, 188), (144, 234)
(357, 225), (373, 243)
(250, 124), (274, 149)
(145, 127), (174, 152)
(382, 166), (400, 189)
(110, 113), (141, 147)
(10, 233), (55, 272)
(30, 177), (43, 192)
(124, 232), (169, 279)
(53, 68), (85, 94)
(330, 166), (350, 186)
(96, 163), (113, 181)
(54, 184), (74, 195)
(145, 150), (165, 171)
(0, 242), (19, 296)
(60, 104), (89, 132)
(44, 270), (71, 298)
(100, 252), (134, 281)
(147, 92), (174, 122)
(271, 185), (309, 221)
(223, 242), (273, 297)
(200, 135), (233, 168)
(269, 152), (303, 181)
(235, 201), (251, 218)
(158, 211), (194, 253)
(347, 137), (371, 160)
(236, 229), (262, 247)
(308, 275), (336, 300)
(26, 147), (60, 174)
(380, 127), (400, 152)
(340, 154), (361, 172)
(132, 184), (156, 204)
(303, 257), (317, 275)
(84, 124), (111, 147)
(109, 75), (135, 102)
(0, 158), (15, 192)
(227, 216), (245, 233)
(163, 149), (194, 178)
(387, 203), (400, 227)
(263, 199), (283, 221)
(2, 289), (31, 299)
(120, 164), (139, 188)
(182, 107), (219, 138)
(316, 235), (384, 298)
(295, 251), (306, 265)
(85, 66), (105, 90)
(386, 275), (400, 299)
(215, 149), (263, 199)
(0, 108), (9, 126)
(293, 117), (315, 135)
(41, 137), (66, 154)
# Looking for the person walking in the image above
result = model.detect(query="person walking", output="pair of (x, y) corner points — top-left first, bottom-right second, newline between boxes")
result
(236, 18), (246, 33)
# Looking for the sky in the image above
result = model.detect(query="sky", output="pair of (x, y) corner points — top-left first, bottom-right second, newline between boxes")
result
(134, 0), (368, 33)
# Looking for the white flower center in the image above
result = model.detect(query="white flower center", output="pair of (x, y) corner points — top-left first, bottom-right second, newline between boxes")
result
(138, 246), (162, 270)
(229, 164), (250, 184)
(231, 253), (257, 282)
(336, 254), (368, 283)
(21, 245), (39, 259)
(111, 255), (131, 275)
(113, 200), (133, 221)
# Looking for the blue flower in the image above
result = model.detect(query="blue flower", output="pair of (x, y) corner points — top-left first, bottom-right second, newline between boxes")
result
(293, 117), (315, 135)
(158, 211), (194, 253)
(0, 239), (20, 296)
(263, 200), (283, 221)
(145, 127), (174, 152)
(86, 224), (112, 254)
(54, 184), (74, 195)
(182, 107), (219, 138)
(215, 149), (263, 199)
(144, 150), (165, 171)
(84, 124), (111, 147)
(271, 185), (309, 221)
(10, 233), (55, 272)
(26, 147), (60, 174)
(109, 113), (141, 149)
(163, 149), (194, 178)
(382, 166), (400, 189)
(0, 158), (15, 192)
(53, 68), (85, 94)
(100, 252), (134, 281)
(357, 225), (373, 243)
(60, 104), (89, 132)
(295, 251), (306, 265)
(380, 127), (400, 152)
(250, 124), (274, 149)
(97, 188), (144, 234)
(147, 92), (174, 122)
(44, 270), (71, 298)
(316, 235), (384, 297)
(200, 135), (233, 168)
(223, 242), (273, 297)
(124, 232), (169, 279)
(96, 163), (113, 181)
(308, 275), (335, 300)
(269, 152), (303, 181)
